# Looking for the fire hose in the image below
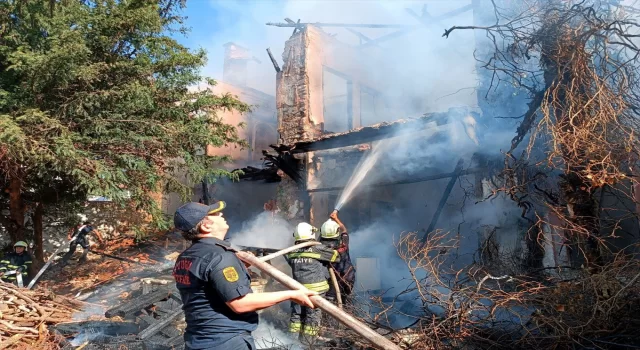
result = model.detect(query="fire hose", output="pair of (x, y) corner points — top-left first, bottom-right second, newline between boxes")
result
(236, 251), (401, 350)
(88, 249), (143, 265)
(257, 241), (344, 309)
(256, 241), (344, 309)
(256, 241), (320, 262)
(2, 269), (24, 288)
(27, 237), (77, 289)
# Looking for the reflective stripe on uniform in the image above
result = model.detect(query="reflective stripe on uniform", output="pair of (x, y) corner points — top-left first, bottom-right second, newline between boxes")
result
(330, 250), (339, 262)
(287, 252), (322, 259)
(302, 325), (319, 336)
(302, 280), (330, 292)
(289, 322), (302, 333)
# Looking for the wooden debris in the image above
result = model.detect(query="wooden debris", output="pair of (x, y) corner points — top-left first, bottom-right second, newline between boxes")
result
(104, 288), (171, 318)
(0, 282), (96, 349)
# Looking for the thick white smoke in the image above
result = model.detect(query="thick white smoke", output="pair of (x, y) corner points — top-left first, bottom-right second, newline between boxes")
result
(229, 211), (295, 249)
(199, 0), (478, 114)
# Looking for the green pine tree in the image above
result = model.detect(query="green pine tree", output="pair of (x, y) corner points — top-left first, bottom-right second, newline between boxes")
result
(0, 0), (248, 254)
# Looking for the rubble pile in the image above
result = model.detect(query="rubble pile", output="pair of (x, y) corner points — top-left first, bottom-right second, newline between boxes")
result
(0, 282), (92, 349)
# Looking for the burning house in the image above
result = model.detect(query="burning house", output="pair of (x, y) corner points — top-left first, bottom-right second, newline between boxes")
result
(158, 0), (640, 346)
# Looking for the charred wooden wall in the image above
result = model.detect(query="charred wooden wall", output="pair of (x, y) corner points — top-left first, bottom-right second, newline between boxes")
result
(276, 28), (322, 145)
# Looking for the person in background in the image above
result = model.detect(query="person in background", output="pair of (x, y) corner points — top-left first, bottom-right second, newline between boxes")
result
(0, 241), (33, 286)
(61, 221), (104, 265)
(286, 222), (340, 343)
(172, 201), (317, 350)
(320, 210), (356, 305)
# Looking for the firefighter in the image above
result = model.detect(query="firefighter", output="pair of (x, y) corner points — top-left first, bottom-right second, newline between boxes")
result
(321, 210), (356, 305)
(172, 201), (317, 350)
(61, 221), (104, 265)
(286, 222), (340, 343)
(0, 241), (33, 286)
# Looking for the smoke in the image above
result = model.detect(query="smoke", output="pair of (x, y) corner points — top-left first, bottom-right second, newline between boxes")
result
(187, 0), (539, 333)
(228, 211), (295, 249)
(253, 320), (303, 349)
(197, 0), (479, 115)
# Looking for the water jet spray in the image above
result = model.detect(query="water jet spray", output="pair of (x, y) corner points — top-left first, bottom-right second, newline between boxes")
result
(334, 139), (390, 211)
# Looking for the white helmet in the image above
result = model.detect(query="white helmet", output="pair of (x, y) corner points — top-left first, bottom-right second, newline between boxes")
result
(321, 219), (340, 239)
(293, 222), (317, 241)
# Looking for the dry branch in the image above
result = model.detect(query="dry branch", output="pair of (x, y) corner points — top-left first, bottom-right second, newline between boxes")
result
(0, 282), (94, 349)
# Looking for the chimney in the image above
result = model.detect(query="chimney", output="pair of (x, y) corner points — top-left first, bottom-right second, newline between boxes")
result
(223, 42), (251, 87)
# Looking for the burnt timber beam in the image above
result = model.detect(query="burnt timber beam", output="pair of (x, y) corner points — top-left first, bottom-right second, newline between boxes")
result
(359, 4), (473, 49)
(421, 159), (465, 244)
(359, 28), (414, 48)
(406, 4), (473, 27)
(138, 309), (183, 340)
(308, 167), (480, 193)
(105, 288), (172, 318)
(266, 48), (281, 73)
(345, 27), (377, 46)
(275, 113), (450, 154)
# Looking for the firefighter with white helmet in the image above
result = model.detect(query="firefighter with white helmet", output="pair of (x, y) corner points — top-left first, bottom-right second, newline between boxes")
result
(321, 210), (356, 304)
(286, 222), (340, 343)
(0, 241), (33, 286)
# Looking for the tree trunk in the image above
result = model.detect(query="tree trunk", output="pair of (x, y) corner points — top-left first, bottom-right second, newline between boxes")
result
(33, 202), (44, 267)
(8, 177), (26, 242)
(560, 172), (600, 268)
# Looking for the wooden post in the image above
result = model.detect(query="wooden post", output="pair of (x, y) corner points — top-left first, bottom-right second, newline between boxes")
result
(422, 159), (465, 244)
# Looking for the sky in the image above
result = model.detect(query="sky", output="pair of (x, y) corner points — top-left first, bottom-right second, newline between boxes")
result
(173, 0), (477, 99)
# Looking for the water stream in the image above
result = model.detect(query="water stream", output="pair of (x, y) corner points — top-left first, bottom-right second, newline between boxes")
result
(334, 140), (389, 211)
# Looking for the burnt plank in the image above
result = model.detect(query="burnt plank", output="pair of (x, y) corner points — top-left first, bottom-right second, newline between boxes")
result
(105, 288), (171, 318)
(85, 341), (146, 350)
(168, 334), (185, 346)
(281, 113), (450, 154)
(136, 314), (159, 328)
(165, 297), (182, 310)
(139, 308), (183, 340)
(307, 167), (480, 193)
(52, 321), (140, 336)
(160, 325), (181, 338)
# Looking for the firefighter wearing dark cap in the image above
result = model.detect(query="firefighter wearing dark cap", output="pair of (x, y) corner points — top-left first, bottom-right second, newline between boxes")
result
(286, 222), (340, 342)
(0, 241), (33, 286)
(321, 210), (356, 304)
(172, 201), (318, 350)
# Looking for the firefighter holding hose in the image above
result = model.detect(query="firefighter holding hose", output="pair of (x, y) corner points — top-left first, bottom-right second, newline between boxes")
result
(61, 221), (105, 265)
(286, 222), (340, 343)
(0, 241), (33, 287)
(321, 210), (356, 305)
(171, 201), (318, 350)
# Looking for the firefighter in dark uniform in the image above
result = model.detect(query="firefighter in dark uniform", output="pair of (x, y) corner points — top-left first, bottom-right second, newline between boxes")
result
(286, 222), (340, 342)
(61, 221), (104, 265)
(321, 210), (356, 305)
(171, 201), (317, 350)
(0, 241), (33, 286)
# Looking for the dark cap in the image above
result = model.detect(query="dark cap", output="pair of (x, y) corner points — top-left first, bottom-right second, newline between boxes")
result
(174, 201), (226, 232)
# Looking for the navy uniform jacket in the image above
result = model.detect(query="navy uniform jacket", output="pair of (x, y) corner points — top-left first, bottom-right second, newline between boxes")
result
(72, 225), (94, 245)
(321, 233), (356, 294)
(285, 241), (340, 293)
(172, 237), (258, 349)
(0, 252), (32, 281)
